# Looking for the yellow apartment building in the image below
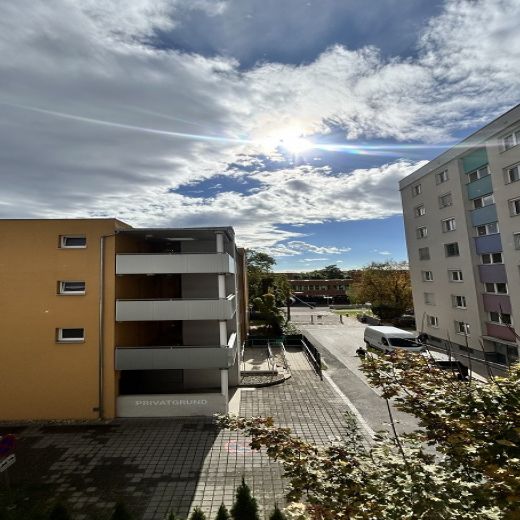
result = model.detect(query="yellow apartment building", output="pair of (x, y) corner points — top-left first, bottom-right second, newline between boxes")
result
(0, 219), (247, 421)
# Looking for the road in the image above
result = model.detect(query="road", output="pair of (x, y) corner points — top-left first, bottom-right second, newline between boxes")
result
(288, 306), (421, 435)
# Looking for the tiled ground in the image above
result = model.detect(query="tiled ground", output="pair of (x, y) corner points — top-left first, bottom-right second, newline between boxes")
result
(2, 349), (358, 519)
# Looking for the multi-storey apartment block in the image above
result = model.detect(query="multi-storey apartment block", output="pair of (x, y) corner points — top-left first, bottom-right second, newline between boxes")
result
(0, 219), (247, 420)
(400, 105), (520, 372)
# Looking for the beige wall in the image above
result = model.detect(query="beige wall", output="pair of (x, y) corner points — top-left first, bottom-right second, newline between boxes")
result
(0, 219), (127, 420)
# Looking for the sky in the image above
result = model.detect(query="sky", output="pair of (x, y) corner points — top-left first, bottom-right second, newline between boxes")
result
(0, 0), (519, 271)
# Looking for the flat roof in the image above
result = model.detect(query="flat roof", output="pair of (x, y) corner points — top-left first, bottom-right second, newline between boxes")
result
(117, 227), (235, 241)
(399, 103), (520, 190)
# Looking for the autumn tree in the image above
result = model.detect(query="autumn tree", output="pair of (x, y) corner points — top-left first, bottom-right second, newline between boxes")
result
(220, 352), (520, 519)
(349, 261), (412, 320)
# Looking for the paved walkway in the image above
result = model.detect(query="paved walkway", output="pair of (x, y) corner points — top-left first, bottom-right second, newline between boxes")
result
(2, 349), (359, 520)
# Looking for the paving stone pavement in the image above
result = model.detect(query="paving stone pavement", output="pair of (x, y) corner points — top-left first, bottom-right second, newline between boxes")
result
(2, 349), (358, 519)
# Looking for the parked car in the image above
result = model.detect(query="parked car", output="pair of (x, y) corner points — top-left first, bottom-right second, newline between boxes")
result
(363, 326), (424, 353)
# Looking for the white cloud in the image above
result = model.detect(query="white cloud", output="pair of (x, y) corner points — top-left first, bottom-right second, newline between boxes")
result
(0, 0), (519, 250)
(286, 241), (351, 255)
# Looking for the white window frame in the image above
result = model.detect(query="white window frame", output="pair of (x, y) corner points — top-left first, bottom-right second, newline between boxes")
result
(504, 163), (520, 184)
(414, 205), (426, 217)
(502, 129), (520, 151)
(445, 242), (460, 257)
(473, 194), (495, 210)
(449, 270), (463, 282)
(484, 282), (508, 294)
(481, 253), (503, 265)
(60, 235), (87, 249)
(57, 328), (85, 343)
(416, 226), (428, 239)
(513, 232), (520, 250)
(412, 184), (422, 196)
(58, 281), (86, 295)
(422, 270), (434, 282)
(442, 217), (456, 233)
(455, 321), (470, 335)
(476, 222), (499, 236)
(436, 170), (448, 184)
(489, 312), (512, 326)
(439, 192), (452, 208)
(424, 292), (435, 305)
(509, 197), (520, 216)
(452, 295), (467, 309)
(427, 315), (439, 328)
(467, 165), (489, 183)
(418, 247), (430, 261)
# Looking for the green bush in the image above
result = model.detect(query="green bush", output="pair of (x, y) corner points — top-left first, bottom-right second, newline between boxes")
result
(48, 503), (71, 520)
(215, 503), (230, 520)
(269, 506), (286, 520)
(230, 478), (259, 520)
(189, 507), (206, 520)
(111, 502), (133, 520)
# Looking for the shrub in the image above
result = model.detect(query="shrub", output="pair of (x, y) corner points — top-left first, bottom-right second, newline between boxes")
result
(189, 507), (206, 520)
(230, 478), (259, 520)
(269, 505), (286, 520)
(111, 502), (133, 520)
(215, 503), (231, 520)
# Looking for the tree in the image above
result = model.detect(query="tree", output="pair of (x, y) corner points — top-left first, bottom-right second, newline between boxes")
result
(312, 265), (345, 280)
(349, 261), (412, 320)
(189, 507), (206, 520)
(230, 478), (260, 520)
(215, 504), (231, 520)
(246, 250), (277, 302)
(220, 353), (520, 519)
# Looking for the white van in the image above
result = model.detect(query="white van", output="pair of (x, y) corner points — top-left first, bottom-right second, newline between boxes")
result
(363, 326), (424, 353)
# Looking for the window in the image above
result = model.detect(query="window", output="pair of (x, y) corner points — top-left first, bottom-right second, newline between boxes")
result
(418, 247), (430, 260)
(58, 281), (86, 295)
(476, 222), (499, 236)
(485, 282), (508, 294)
(467, 165), (489, 183)
(489, 312), (512, 325)
(57, 328), (85, 342)
(514, 232), (520, 250)
(452, 295), (467, 308)
(481, 253), (503, 264)
(422, 270), (433, 282)
(60, 235), (86, 248)
(438, 193), (452, 208)
(412, 184), (422, 196)
(505, 164), (520, 184)
(414, 205), (426, 217)
(503, 130), (520, 151)
(427, 315), (439, 328)
(416, 226), (428, 239)
(473, 194), (495, 209)
(424, 292), (435, 305)
(436, 170), (448, 184)
(442, 218), (456, 232)
(449, 270), (463, 282)
(509, 197), (520, 216)
(455, 321), (470, 335)
(445, 242), (460, 257)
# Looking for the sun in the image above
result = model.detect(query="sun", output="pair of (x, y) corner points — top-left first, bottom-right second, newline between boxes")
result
(279, 135), (313, 154)
(258, 126), (314, 154)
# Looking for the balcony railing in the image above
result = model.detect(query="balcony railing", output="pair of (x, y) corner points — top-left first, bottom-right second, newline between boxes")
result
(482, 293), (512, 313)
(486, 322), (517, 342)
(466, 175), (493, 200)
(116, 252), (235, 275)
(115, 333), (238, 370)
(474, 234), (502, 254)
(116, 295), (236, 321)
(478, 264), (507, 283)
(471, 204), (498, 227)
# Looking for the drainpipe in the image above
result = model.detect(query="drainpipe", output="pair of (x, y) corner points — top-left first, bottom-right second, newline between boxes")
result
(216, 232), (229, 412)
(98, 232), (116, 420)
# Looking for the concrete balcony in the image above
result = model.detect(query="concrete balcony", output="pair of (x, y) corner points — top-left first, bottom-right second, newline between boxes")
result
(116, 333), (237, 370)
(466, 175), (493, 200)
(482, 293), (512, 313)
(116, 295), (236, 321)
(471, 204), (498, 227)
(478, 264), (507, 283)
(486, 322), (517, 342)
(474, 234), (502, 254)
(116, 253), (235, 275)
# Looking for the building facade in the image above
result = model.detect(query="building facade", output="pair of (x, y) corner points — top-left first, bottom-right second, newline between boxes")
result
(400, 105), (520, 372)
(0, 219), (247, 420)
